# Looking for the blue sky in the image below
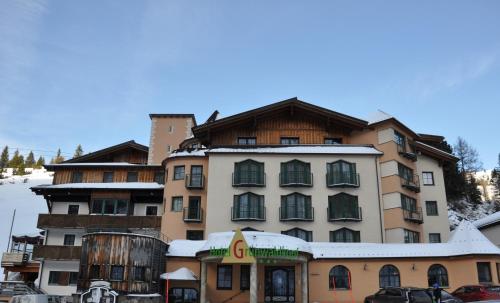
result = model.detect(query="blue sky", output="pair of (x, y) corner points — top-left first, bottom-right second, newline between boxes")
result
(1, 0), (499, 168)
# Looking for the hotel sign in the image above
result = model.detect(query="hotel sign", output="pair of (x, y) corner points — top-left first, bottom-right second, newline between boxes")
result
(209, 229), (299, 264)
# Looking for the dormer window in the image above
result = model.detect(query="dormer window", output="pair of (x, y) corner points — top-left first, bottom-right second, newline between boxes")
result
(238, 137), (256, 145)
(280, 137), (299, 145)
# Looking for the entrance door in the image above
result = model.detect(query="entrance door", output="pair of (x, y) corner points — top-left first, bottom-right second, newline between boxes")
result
(265, 266), (295, 302)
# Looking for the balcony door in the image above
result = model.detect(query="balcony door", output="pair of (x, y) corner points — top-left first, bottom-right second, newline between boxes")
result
(190, 166), (203, 187)
(188, 197), (201, 220)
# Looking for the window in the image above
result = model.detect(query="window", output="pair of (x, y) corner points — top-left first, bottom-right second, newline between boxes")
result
(168, 125), (174, 133)
(171, 197), (183, 212)
(280, 137), (299, 145)
(48, 272), (68, 286)
(426, 201), (438, 216)
(404, 229), (420, 243)
(329, 266), (350, 290)
(324, 138), (342, 144)
(102, 171), (114, 183)
(280, 160), (312, 186)
(133, 267), (146, 281)
(379, 265), (401, 288)
(477, 262), (492, 283)
(240, 265), (250, 290)
(188, 166), (203, 187)
(91, 199), (128, 215)
(238, 137), (256, 145)
(63, 234), (75, 246)
(394, 130), (406, 149)
(186, 196), (201, 220)
(154, 171), (165, 184)
(127, 171), (138, 182)
(174, 166), (185, 180)
(110, 265), (124, 281)
(69, 272), (78, 285)
(68, 205), (79, 215)
(401, 194), (417, 211)
(428, 264), (449, 287)
(398, 163), (414, 181)
(90, 265), (100, 280)
(217, 265), (232, 290)
(497, 263), (500, 283)
(186, 230), (204, 240)
(422, 172), (435, 185)
(327, 160), (358, 186)
(328, 193), (361, 220)
(146, 206), (158, 216)
(280, 193), (313, 220)
(71, 171), (83, 183)
(233, 160), (265, 186)
(429, 233), (441, 243)
(330, 228), (360, 243)
(281, 228), (313, 242)
(232, 193), (265, 220)
(169, 288), (198, 303)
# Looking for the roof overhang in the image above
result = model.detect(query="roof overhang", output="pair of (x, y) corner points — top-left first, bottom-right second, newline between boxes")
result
(415, 141), (459, 163)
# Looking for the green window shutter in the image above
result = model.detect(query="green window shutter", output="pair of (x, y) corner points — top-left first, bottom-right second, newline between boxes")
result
(234, 163), (240, 184)
(305, 197), (312, 219)
(328, 196), (334, 219)
(258, 196), (264, 219)
(305, 163), (311, 184)
(257, 163), (264, 184)
(234, 195), (240, 219)
(354, 231), (360, 242)
(281, 163), (287, 184)
(281, 196), (287, 219)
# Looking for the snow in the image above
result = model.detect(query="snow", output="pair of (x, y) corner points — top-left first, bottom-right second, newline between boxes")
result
(160, 267), (198, 280)
(32, 182), (164, 190)
(366, 110), (393, 125)
(0, 169), (53, 281)
(168, 149), (207, 158)
(474, 211), (500, 228)
(448, 200), (499, 229)
(415, 141), (456, 158)
(208, 145), (383, 155)
(167, 221), (500, 259)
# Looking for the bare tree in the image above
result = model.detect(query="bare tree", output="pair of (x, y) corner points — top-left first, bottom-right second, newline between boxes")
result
(454, 137), (483, 174)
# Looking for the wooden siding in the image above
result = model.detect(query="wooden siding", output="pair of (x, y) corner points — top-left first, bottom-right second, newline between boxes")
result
(79, 233), (167, 294)
(32, 245), (82, 260)
(53, 168), (162, 185)
(208, 112), (351, 145)
(37, 214), (161, 229)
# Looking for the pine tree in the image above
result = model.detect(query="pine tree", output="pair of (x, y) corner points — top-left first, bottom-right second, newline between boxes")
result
(454, 137), (483, 204)
(73, 144), (83, 158)
(35, 156), (45, 168)
(52, 148), (65, 164)
(0, 146), (8, 169)
(9, 150), (22, 168)
(25, 151), (35, 168)
(16, 162), (26, 175)
(492, 153), (500, 200)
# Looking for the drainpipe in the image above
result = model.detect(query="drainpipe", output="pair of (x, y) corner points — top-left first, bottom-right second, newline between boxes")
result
(375, 157), (385, 243)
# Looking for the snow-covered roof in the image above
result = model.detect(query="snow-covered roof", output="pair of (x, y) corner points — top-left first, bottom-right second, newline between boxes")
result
(47, 162), (150, 167)
(207, 145), (382, 155)
(414, 141), (457, 160)
(160, 267), (198, 280)
(366, 110), (393, 125)
(474, 211), (500, 229)
(32, 182), (164, 190)
(168, 149), (207, 158)
(167, 221), (500, 259)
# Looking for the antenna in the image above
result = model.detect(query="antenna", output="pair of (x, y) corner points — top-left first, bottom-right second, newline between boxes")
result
(6, 209), (16, 252)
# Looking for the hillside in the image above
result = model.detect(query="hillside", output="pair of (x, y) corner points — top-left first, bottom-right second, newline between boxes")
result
(448, 199), (500, 229)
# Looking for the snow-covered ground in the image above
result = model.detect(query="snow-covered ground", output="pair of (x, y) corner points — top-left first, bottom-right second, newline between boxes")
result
(0, 169), (53, 280)
(448, 199), (499, 229)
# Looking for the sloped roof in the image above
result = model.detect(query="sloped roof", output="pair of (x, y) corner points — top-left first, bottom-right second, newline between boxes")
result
(160, 267), (198, 280)
(474, 211), (500, 229)
(62, 140), (148, 163)
(366, 110), (420, 138)
(31, 182), (163, 190)
(207, 145), (382, 155)
(414, 141), (459, 162)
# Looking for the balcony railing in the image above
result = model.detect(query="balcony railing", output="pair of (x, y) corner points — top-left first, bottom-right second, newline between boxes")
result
(231, 207), (266, 221)
(185, 174), (205, 189)
(279, 207), (314, 221)
(403, 207), (424, 224)
(232, 173), (266, 187)
(397, 143), (417, 161)
(37, 214), (161, 229)
(326, 172), (360, 187)
(327, 207), (362, 221)
(183, 207), (203, 222)
(279, 172), (313, 187)
(400, 174), (421, 192)
(32, 245), (82, 260)
(1, 252), (29, 266)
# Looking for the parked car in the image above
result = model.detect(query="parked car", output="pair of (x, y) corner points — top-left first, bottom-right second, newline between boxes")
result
(425, 289), (464, 303)
(452, 285), (500, 302)
(365, 287), (434, 303)
(9, 295), (60, 303)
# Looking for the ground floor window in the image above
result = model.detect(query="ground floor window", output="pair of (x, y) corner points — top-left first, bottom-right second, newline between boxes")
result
(110, 265), (124, 281)
(329, 265), (351, 290)
(281, 228), (313, 242)
(186, 230), (204, 240)
(240, 265), (250, 290)
(330, 228), (360, 242)
(379, 265), (400, 288)
(404, 229), (420, 243)
(477, 262), (492, 283)
(169, 288), (198, 303)
(428, 264), (449, 287)
(90, 265), (100, 279)
(217, 265), (232, 290)
(48, 271), (78, 286)
(429, 233), (441, 243)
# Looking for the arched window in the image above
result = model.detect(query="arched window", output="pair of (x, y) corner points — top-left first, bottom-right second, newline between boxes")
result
(428, 264), (449, 287)
(329, 265), (351, 290)
(280, 160), (312, 186)
(280, 193), (313, 220)
(281, 228), (313, 242)
(232, 193), (265, 221)
(328, 193), (361, 221)
(379, 265), (400, 288)
(327, 160), (359, 187)
(233, 160), (265, 186)
(329, 228), (360, 243)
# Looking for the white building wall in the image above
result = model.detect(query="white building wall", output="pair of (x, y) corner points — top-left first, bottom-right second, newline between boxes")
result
(45, 229), (85, 246)
(51, 202), (89, 215)
(206, 153), (384, 242)
(133, 203), (163, 216)
(416, 154), (451, 242)
(39, 260), (79, 296)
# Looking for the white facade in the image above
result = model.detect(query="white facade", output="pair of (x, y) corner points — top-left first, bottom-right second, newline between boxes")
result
(39, 260), (79, 296)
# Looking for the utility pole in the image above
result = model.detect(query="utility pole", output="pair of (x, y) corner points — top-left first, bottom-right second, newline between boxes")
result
(6, 209), (16, 252)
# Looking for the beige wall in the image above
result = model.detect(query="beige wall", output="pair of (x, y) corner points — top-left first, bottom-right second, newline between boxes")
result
(148, 117), (195, 165)
(162, 156), (208, 240)
(206, 153), (384, 242)
(417, 154), (451, 242)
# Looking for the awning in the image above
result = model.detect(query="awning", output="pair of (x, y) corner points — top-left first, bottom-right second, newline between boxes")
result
(160, 267), (198, 281)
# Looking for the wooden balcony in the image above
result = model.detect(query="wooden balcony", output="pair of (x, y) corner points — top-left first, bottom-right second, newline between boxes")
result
(1, 252), (29, 267)
(37, 214), (161, 229)
(32, 245), (82, 260)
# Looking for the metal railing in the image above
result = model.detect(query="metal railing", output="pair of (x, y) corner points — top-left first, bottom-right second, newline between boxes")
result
(400, 174), (421, 192)
(279, 172), (313, 187)
(403, 207), (424, 224)
(326, 172), (360, 187)
(185, 174), (205, 189)
(279, 207), (314, 221)
(397, 143), (417, 161)
(232, 172), (266, 187)
(327, 207), (362, 221)
(183, 207), (203, 222)
(231, 207), (266, 221)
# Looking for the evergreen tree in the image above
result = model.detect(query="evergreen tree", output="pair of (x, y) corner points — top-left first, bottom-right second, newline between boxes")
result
(25, 151), (35, 168)
(9, 149), (22, 168)
(454, 137), (483, 204)
(35, 156), (45, 168)
(16, 162), (26, 175)
(492, 153), (500, 200)
(0, 146), (8, 169)
(52, 148), (65, 164)
(73, 144), (83, 158)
